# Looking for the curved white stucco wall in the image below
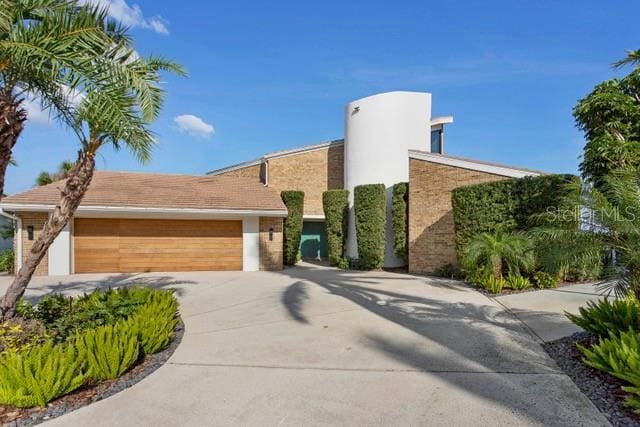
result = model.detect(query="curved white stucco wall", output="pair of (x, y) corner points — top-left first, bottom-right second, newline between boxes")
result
(344, 91), (432, 267)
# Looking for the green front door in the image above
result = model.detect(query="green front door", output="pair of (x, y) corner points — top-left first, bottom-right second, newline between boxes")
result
(300, 221), (328, 260)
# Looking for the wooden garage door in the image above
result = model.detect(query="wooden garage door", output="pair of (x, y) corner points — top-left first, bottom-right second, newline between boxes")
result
(74, 218), (243, 273)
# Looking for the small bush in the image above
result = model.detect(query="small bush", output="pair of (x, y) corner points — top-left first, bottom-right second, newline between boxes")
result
(0, 319), (48, 354)
(0, 341), (87, 408)
(533, 271), (559, 288)
(0, 249), (14, 273)
(505, 273), (532, 291)
(281, 191), (304, 266)
(323, 189), (349, 266)
(354, 184), (386, 270)
(433, 263), (462, 279)
(130, 291), (179, 355)
(579, 329), (640, 413)
(567, 298), (640, 338)
(478, 275), (506, 294)
(391, 182), (408, 261)
(75, 322), (139, 381)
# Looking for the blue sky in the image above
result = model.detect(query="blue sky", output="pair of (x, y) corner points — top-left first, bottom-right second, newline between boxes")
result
(7, 0), (639, 194)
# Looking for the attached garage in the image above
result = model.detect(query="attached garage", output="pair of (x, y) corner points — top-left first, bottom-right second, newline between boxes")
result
(74, 218), (243, 273)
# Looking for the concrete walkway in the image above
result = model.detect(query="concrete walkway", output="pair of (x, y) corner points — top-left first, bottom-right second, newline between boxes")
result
(0, 265), (607, 426)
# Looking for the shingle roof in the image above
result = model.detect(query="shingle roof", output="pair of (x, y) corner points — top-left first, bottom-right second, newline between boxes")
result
(2, 171), (287, 212)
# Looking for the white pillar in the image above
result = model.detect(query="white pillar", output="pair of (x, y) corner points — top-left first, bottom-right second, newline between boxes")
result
(242, 217), (260, 271)
(48, 222), (71, 275)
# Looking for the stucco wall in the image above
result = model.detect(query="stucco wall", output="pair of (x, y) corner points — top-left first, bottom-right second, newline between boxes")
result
(408, 159), (507, 274)
(259, 216), (283, 270)
(267, 144), (344, 216)
(16, 212), (49, 276)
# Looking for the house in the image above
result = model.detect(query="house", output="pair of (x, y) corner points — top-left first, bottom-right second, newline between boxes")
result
(1, 91), (541, 276)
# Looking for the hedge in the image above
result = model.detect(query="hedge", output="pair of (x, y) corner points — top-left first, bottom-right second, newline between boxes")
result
(451, 174), (574, 261)
(392, 182), (408, 261)
(323, 189), (349, 266)
(354, 184), (386, 269)
(281, 191), (304, 266)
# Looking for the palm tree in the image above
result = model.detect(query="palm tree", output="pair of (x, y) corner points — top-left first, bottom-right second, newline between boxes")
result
(613, 49), (640, 69)
(534, 172), (640, 298)
(0, 0), (133, 201)
(463, 229), (535, 280)
(35, 160), (75, 185)
(0, 22), (185, 320)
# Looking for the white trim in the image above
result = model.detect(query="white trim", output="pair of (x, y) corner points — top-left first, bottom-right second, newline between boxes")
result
(206, 158), (262, 176)
(303, 214), (325, 221)
(0, 204), (288, 218)
(47, 221), (70, 276)
(0, 210), (21, 271)
(263, 139), (344, 161)
(430, 116), (454, 127)
(408, 150), (541, 178)
(242, 217), (260, 272)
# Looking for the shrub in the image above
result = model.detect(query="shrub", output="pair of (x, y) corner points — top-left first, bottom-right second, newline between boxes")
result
(354, 184), (386, 269)
(462, 229), (535, 280)
(533, 271), (559, 288)
(75, 322), (139, 381)
(433, 263), (462, 279)
(0, 249), (14, 273)
(0, 319), (48, 354)
(0, 341), (87, 408)
(579, 329), (640, 413)
(567, 298), (640, 338)
(478, 275), (506, 294)
(323, 189), (349, 266)
(391, 182), (408, 261)
(281, 191), (304, 266)
(505, 273), (532, 290)
(130, 291), (179, 354)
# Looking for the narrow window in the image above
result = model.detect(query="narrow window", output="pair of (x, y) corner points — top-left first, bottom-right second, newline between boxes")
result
(430, 129), (443, 154)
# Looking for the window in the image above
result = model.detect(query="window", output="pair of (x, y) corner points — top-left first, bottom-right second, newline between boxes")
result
(430, 129), (443, 154)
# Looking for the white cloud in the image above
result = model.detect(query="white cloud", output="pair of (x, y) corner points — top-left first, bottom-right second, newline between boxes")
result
(80, 0), (169, 35)
(22, 99), (52, 125)
(174, 114), (215, 138)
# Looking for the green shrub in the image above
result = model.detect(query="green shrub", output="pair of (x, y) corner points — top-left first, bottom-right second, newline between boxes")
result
(75, 322), (139, 381)
(130, 291), (179, 354)
(478, 275), (506, 294)
(567, 298), (640, 338)
(354, 184), (386, 270)
(281, 191), (304, 266)
(391, 182), (408, 261)
(323, 189), (349, 266)
(0, 249), (14, 273)
(462, 229), (535, 280)
(0, 341), (88, 408)
(433, 263), (462, 279)
(505, 273), (532, 290)
(0, 319), (48, 354)
(533, 271), (559, 288)
(579, 329), (640, 413)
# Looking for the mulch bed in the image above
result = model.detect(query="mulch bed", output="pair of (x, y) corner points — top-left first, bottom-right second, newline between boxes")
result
(0, 320), (184, 427)
(543, 331), (640, 427)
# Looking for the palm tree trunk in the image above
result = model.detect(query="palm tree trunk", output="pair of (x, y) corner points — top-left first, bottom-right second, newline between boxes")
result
(492, 258), (502, 280)
(0, 149), (95, 319)
(0, 91), (27, 200)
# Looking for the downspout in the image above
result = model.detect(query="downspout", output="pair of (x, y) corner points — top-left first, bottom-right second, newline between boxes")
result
(0, 209), (21, 272)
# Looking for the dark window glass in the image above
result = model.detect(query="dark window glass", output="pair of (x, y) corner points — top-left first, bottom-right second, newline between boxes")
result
(431, 129), (442, 154)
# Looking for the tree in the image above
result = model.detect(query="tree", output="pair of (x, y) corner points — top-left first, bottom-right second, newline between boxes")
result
(0, 0), (132, 202)
(0, 11), (185, 319)
(575, 50), (640, 187)
(35, 160), (74, 185)
(463, 229), (535, 280)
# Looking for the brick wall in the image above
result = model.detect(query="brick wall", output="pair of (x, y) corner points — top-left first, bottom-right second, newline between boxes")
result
(259, 217), (283, 270)
(267, 144), (344, 216)
(214, 164), (262, 181)
(408, 159), (507, 274)
(16, 212), (49, 276)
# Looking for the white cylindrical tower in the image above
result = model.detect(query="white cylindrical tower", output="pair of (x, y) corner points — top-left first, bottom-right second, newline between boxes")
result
(344, 91), (432, 267)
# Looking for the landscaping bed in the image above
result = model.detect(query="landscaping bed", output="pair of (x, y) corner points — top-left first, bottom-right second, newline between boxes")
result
(0, 287), (181, 426)
(544, 331), (640, 427)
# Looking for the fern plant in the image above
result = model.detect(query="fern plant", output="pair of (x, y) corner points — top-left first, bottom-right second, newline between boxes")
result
(0, 341), (87, 408)
(130, 291), (179, 355)
(567, 297), (640, 338)
(75, 322), (139, 381)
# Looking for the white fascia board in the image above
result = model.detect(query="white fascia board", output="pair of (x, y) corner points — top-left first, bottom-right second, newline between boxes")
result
(206, 158), (262, 176)
(0, 204), (288, 218)
(430, 116), (454, 126)
(303, 214), (325, 221)
(263, 140), (344, 161)
(408, 151), (540, 179)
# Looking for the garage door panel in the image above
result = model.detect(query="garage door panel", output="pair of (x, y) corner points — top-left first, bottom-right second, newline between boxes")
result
(74, 218), (243, 273)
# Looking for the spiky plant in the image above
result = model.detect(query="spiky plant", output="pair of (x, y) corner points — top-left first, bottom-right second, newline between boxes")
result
(463, 228), (535, 280)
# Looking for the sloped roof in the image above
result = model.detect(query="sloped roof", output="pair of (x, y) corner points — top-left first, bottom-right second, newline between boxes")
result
(2, 171), (287, 212)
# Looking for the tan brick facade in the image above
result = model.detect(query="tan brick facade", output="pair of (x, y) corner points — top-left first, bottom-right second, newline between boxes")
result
(267, 144), (344, 216)
(408, 159), (507, 274)
(259, 217), (283, 270)
(16, 212), (49, 276)
(215, 164), (262, 181)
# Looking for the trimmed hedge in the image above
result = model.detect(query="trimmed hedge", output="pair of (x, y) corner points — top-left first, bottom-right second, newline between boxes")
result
(281, 191), (304, 266)
(354, 184), (386, 269)
(323, 189), (349, 266)
(392, 182), (409, 261)
(451, 174), (574, 262)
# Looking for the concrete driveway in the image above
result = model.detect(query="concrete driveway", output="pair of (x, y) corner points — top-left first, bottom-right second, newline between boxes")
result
(0, 264), (607, 426)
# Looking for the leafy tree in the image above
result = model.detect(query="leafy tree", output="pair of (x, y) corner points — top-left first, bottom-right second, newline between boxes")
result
(575, 50), (640, 187)
(0, 5), (185, 319)
(463, 229), (535, 280)
(35, 160), (74, 186)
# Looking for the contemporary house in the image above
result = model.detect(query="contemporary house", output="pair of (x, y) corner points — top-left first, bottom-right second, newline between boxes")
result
(1, 91), (541, 276)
